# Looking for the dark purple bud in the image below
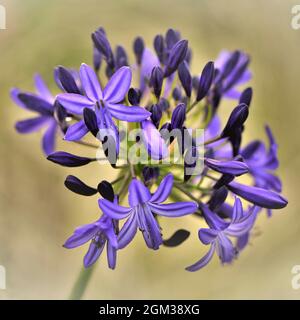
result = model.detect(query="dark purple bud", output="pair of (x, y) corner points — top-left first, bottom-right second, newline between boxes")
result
(221, 103), (249, 138)
(158, 98), (170, 112)
(56, 66), (81, 94)
(164, 40), (188, 77)
(153, 34), (165, 63)
(92, 28), (114, 68)
(115, 45), (128, 69)
(163, 229), (190, 247)
(171, 103), (186, 129)
(133, 36), (144, 65)
(228, 181), (288, 209)
(208, 186), (228, 211)
(128, 88), (141, 105)
(83, 108), (98, 137)
(205, 158), (249, 176)
(172, 87), (182, 101)
(97, 180), (114, 202)
(150, 66), (164, 99)
(54, 101), (68, 133)
(239, 87), (253, 107)
(93, 46), (102, 72)
(47, 152), (93, 167)
(64, 175), (97, 196)
(229, 127), (243, 157)
(178, 61), (192, 97)
(210, 85), (222, 109)
(165, 29), (180, 49)
(196, 61), (215, 102)
(142, 166), (160, 184)
(150, 104), (163, 128)
(213, 174), (235, 189)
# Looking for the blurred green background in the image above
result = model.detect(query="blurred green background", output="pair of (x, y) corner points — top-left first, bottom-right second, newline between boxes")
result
(0, 0), (299, 299)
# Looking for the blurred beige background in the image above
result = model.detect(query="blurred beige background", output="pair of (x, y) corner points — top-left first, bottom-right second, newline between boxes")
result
(0, 0), (299, 299)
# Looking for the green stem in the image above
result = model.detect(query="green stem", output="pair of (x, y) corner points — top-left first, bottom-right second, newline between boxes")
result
(174, 183), (199, 202)
(69, 266), (95, 300)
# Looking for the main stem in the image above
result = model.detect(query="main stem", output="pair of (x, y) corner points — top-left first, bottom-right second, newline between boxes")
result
(69, 265), (95, 300)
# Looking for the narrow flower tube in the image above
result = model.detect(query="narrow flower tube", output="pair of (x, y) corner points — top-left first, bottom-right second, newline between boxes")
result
(205, 158), (249, 176)
(228, 181), (288, 209)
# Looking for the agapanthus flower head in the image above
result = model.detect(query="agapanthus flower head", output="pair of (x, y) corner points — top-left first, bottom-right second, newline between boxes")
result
(11, 27), (288, 273)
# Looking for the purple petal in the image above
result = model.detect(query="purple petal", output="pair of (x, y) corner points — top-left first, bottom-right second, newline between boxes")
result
(231, 197), (243, 222)
(141, 120), (169, 160)
(15, 116), (49, 133)
(140, 205), (163, 250)
(150, 173), (173, 203)
(226, 206), (258, 237)
(18, 93), (53, 115)
(98, 198), (132, 220)
(201, 204), (229, 230)
(84, 240), (105, 268)
(63, 223), (99, 249)
(34, 74), (53, 104)
(57, 93), (94, 115)
(237, 233), (249, 251)
(128, 178), (151, 207)
(228, 181), (288, 209)
(117, 214), (138, 249)
(104, 227), (118, 249)
(11, 88), (26, 109)
(64, 119), (89, 141)
(103, 66), (132, 103)
(107, 103), (151, 122)
(140, 48), (160, 92)
(106, 242), (117, 269)
(42, 120), (57, 155)
(79, 63), (102, 101)
(149, 201), (197, 217)
(198, 228), (219, 245)
(216, 233), (235, 264)
(205, 158), (249, 176)
(185, 244), (215, 272)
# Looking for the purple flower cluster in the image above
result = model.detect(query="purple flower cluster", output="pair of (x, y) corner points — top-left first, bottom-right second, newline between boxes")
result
(11, 28), (287, 271)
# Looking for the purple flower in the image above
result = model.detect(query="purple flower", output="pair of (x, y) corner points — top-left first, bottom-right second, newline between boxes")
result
(64, 213), (118, 269)
(186, 197), (258, 271)
(98, 174), (197, 250)
(241, 125), (281, 192)
(57, 64), (151, 142)
(214, 50), (251, 100)
(11, 74), (60, 155)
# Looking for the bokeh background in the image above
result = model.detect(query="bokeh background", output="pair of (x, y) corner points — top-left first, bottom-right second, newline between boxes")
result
(0, 0), (299, 299)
